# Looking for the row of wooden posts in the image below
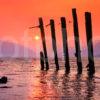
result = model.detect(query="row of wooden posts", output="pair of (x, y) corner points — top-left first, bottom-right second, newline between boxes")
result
(37, 8), (95, 75)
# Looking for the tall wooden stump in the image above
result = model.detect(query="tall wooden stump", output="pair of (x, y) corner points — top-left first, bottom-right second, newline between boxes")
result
(50, 19), (59, 70)
(72, 9), (82, 74)
(61, 17), (70, 73)
(39, 18), (49, 70)
(85, 12), (95, 75)
(40, 51), (45, 70)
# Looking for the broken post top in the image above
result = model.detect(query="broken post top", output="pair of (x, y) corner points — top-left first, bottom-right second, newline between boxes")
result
(50, 19), (55, 28)
(72, 8), (76, 12)
(39, 17), (43, 27)
(72, 8), (79, 37)
(50, 19), (54, 23)
(38, 17), (45, 40)
(85, 12), (93, 38)
(40, 51), (44, 56)
(61, 17), (66, 28)
(72, 8), (77, 17)
(85, 12), (92, 24)
(85, 12), (91, 16)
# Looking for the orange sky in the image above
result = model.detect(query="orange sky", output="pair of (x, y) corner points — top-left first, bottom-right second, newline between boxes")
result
(0, 0), (100, 56)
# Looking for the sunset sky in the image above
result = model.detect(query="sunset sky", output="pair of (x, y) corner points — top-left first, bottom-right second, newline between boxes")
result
(0, 0), (100, 57)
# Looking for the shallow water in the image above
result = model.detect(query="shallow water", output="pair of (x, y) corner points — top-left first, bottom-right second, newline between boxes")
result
(0, 58), (100, 100)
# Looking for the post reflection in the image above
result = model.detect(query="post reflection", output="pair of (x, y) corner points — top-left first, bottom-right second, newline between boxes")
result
(30, 71), (60, 100)
(28, 70), (96, 100)
(61, 73), (72, 100)
(85, 76), (95, 100)
(73, 74), (83, 100)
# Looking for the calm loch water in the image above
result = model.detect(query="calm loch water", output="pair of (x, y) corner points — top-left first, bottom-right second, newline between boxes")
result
(0, 58), (100, 100)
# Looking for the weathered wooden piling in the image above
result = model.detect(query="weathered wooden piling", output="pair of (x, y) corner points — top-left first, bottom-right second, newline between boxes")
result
(85, 12), (95, 75)
(50, 19), (59, 70)
(72, 9), (82, 74)
(40, 51), (45, 70)
(39, 18), (49, 70)
(61, 17), (70, 73)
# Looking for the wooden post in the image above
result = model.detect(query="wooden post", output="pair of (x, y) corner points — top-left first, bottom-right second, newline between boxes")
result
(72, 9), (82, 74)
(61, 17), (70, 73)
(39, 18), (49, 70)
(50, 19), (59, 70)
(85, 12), (95, 75)
(40, 51), (44, 70)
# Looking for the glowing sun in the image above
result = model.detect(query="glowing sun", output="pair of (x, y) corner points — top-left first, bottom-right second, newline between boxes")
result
(35, 35), (40, 40)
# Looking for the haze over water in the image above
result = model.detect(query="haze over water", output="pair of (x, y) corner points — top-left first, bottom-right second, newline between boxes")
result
(0, 57), (100, 100)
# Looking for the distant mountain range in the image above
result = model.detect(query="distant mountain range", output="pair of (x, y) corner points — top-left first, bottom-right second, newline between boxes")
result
(81, 41), (100, 57)
(0, 40), (99, 58)
(57, 41), (100, 57)
(94, 41), (100, 57)
(0, 41), (35, 58)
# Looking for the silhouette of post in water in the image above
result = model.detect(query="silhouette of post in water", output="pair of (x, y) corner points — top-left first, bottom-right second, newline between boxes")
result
(72, 9), (82, 74)
(61, 17), (70, 73)
(39, 18), (49, 70)
(50, 19), (59, 71)
(85, 12), (95, 75)
(40, 51), (45, 70)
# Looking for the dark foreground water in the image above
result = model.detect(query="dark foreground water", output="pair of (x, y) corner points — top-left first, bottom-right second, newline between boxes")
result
(0, 58), (100, 100)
